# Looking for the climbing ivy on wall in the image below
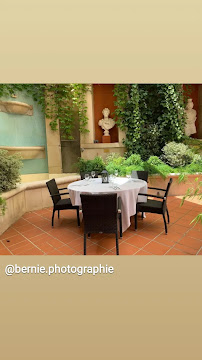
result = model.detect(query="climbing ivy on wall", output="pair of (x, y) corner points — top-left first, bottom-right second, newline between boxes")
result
(0, 84), (89, 140)
(114, 84), (187, 160)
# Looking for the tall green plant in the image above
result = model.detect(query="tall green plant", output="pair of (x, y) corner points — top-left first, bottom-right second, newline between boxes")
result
(114, 84), (187, 160)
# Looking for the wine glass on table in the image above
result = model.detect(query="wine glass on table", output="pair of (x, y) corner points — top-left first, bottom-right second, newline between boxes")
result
(84, 173), (90, 183)
(114, 170), (118, 177)
(126, 171), (131, 181)
(91, 171), (95, 181)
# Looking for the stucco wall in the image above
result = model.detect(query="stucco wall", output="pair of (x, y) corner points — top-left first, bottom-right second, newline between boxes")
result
(0, 91), (48, 174)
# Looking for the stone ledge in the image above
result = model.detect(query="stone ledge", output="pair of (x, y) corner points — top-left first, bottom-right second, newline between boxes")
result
(0, 174), (80, 235)
(81, 142), (125, 149)
(0, 146), (46, 159)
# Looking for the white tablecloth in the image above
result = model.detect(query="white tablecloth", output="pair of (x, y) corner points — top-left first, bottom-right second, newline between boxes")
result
(68, 177), (147, 232)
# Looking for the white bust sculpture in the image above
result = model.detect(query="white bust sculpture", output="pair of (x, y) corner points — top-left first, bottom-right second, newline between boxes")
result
(185, 99), (197, 136)
(98, 108), (115, 136)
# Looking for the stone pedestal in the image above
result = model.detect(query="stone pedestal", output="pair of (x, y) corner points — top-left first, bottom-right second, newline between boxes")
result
(102, 135), (111, 143)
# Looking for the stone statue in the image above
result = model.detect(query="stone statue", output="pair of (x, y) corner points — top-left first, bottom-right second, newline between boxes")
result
(98, 108), (115, 136)
(185, 99), (197, 136)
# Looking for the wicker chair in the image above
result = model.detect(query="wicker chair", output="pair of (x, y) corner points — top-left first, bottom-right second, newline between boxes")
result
(46, 179), (80, 227)
(80, 193), (122, 255)
(132, 171), (149, 219)
(134, 178), (173, 234)
(131, 170), (149, 182)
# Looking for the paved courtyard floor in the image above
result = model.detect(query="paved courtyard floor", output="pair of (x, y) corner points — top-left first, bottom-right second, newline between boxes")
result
(0, 196), (201, 255)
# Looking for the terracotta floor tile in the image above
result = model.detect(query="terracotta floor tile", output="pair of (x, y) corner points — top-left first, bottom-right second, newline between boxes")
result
(187, 229), (202, 240)
(174, 243), (198, 255)
(21, 228), (44, 239)
(12, 218), (29, 228)
(14, 224), (36, 234)
(117, 242), (139, 255)
(169, 224), (189, 235)
(192, 223), (202, 231)
(125, 235), (151, 248)
(94, 237), (121, 251)
(0, 242), (5, 250)
(30, 233), (55, 244)
(34, 221), (51, 230)
(66, 225), (84, 236)
(6, 239), (32, 251)
(156, 231), (182, 243)
(22, 212), (38, 219)
(67, 237), (92, 252)
(2, 234), (26, 248)
(34, 208), (51, 216)
(46, 249), (63, 255)
(46, 238), (64, 249)
(85, 244), (109, 255)
(36, 242), (55, 253)
(135, 249), (153, 255)
(143, 241), (170, 255)
(165, 248), (188, 255)
(89, 233), (106, 241)
(48, 229), (81, 243)
(175, 219), (194, 228)
(0, 247), (12, 255)
(26, 215), (45, 224)
(11, 243), (38, 255)
(104, 251), (115, 255)
(0, 228), (18, 240)
(179, 236), (202, 250)
(154, 235), (176, 247)
(137, 229), (160, 240)
(1, 198), (200, 255)
(20, 247), (44, 255)
(57, 245), (76, 255)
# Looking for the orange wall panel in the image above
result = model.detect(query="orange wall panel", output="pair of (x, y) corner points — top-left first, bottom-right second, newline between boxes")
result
(93, 84), (118, 143)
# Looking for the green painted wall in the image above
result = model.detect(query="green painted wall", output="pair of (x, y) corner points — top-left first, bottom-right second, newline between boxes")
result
(0, 91), (48, 174)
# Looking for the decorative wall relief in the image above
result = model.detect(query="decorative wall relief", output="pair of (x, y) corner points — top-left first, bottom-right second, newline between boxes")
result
(0, 101), (33, 115)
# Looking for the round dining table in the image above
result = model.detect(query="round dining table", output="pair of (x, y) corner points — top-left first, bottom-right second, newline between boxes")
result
(68, 177), (147, 233)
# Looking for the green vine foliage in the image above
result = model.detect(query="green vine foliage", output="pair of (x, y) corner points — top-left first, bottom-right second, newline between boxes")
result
(114, 84), (187, 160)
(0, 195), (6, 216)
(0, 84), (89, 140)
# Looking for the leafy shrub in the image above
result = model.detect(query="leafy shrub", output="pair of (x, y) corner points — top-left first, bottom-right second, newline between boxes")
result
(76, 156), (105, 174)
(76, 148), (202, 180)
(106, 154), (144, 176)
(146, 156), (164, 166)
(124, 154), (143, 166)
(91, 156), (106, 173)
(183, 137), (202, 154)
(193, 154), (202, 164)
(0, 195), (6, 215)
(106, 163), (123, 176)
(161, 142), (197, 167)
(105, 153), (120, 165)
(144, 156), (172, 179)
(0, 150), (22, 192)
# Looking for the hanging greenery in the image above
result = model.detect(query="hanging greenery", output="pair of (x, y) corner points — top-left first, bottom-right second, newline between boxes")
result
(114, 84), (187, 160)
(0, 84), (89, 140)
